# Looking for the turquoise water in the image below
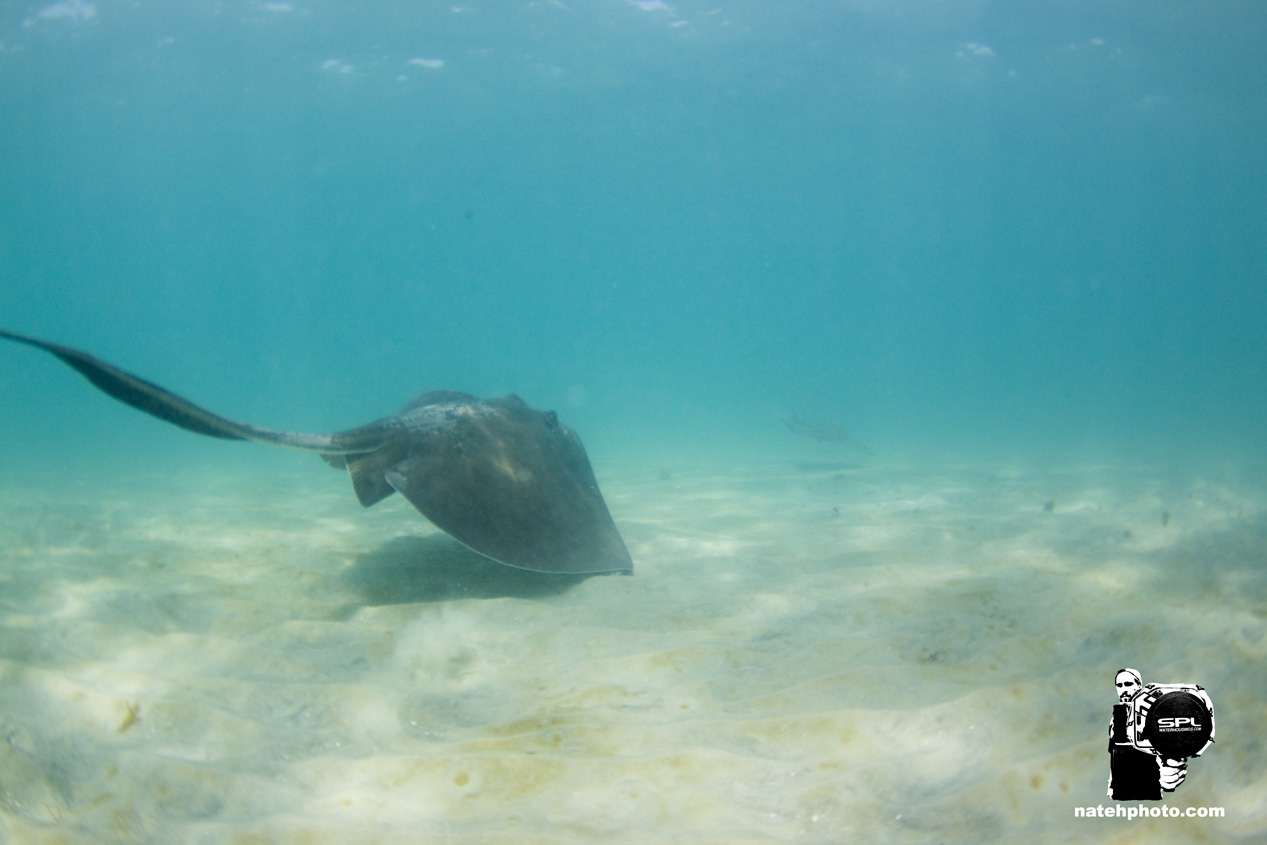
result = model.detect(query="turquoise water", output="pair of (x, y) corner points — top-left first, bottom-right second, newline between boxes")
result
(1, 2), (1265, 843)
(3, 1), (1264, 464)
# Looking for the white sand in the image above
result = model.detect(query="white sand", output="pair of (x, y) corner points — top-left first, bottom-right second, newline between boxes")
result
(0, 455), (1263, 843)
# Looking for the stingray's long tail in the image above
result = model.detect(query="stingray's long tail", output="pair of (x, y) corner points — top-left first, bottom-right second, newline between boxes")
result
(0, 328), (344, 453)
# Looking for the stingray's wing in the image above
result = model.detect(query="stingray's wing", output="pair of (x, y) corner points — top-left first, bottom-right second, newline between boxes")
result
(383, 397), (633, 575)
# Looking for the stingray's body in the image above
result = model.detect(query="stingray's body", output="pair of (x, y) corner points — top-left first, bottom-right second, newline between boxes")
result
(0, 329), (632, 575)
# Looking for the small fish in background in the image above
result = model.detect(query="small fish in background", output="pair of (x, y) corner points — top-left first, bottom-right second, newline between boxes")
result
(779, 412), (874, 455)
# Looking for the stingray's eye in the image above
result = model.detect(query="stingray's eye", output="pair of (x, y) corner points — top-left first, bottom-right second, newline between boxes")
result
(544, 411), (559, 428)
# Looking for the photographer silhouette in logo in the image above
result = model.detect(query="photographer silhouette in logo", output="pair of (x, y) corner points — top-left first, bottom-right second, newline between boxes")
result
(1108, 668), (1215, 800)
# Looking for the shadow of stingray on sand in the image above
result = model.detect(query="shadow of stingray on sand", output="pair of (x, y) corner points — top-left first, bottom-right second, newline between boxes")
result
(342, 534), (598, 605)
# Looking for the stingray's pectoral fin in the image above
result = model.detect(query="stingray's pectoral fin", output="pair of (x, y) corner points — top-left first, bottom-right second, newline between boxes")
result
(383, 454), (633, 575)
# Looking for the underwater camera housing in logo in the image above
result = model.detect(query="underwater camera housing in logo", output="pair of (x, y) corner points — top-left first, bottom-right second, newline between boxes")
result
(1129, 683), (1216, 760)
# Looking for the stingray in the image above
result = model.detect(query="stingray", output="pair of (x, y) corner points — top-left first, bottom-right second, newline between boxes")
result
(0, 329), (632, 575)
(780, 412), (874, 455)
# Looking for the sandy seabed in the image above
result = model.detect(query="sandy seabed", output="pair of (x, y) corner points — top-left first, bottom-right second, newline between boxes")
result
(0, 452), (1264, 844)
